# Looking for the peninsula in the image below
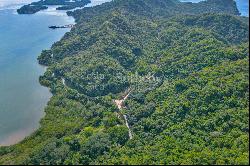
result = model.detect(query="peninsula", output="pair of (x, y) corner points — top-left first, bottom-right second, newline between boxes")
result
(1, 0), (249, 165)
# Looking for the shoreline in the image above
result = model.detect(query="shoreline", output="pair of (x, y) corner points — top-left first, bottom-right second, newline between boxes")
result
(0, 6), (75, 146)
(0, 0), (107, 147)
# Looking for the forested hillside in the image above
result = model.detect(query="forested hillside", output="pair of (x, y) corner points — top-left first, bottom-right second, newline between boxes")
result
(0, 0), (249, 165)
(17, 0), (91, 14)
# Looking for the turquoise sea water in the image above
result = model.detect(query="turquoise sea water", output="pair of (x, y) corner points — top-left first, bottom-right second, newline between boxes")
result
(0, 0), (248, 146)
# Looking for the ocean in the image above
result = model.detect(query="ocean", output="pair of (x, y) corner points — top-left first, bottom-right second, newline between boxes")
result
(0, 6), (74, 146)
(0, 0), (113, 146)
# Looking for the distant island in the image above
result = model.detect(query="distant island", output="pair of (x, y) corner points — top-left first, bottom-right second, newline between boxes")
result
(17, 0), (91, 14)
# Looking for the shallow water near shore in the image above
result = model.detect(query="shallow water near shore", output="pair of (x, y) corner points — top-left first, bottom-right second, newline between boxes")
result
(0, 7), (74, 146)
(0, 0), (113, 147)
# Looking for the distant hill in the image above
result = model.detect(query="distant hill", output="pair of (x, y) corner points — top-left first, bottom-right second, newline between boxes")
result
(17, 0), (91, 14)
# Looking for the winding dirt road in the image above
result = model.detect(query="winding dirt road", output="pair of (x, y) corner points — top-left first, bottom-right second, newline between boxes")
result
(114, 89), (133, 139)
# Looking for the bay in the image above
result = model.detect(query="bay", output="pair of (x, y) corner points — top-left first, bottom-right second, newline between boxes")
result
(0, 0), (112, 147)
(0, 6), (74, 146)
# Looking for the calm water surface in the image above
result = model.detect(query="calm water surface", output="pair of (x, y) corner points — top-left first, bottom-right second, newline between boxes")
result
(0, 7), (74, 146)
(0, 0), (112, 146)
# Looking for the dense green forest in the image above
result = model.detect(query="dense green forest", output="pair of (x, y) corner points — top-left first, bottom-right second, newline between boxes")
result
(1, 0), (249, 165)
(17, 0), (91, 14)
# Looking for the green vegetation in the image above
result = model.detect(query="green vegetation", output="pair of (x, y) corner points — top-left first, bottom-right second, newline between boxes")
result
(17, 5), (48, 14)
(17, 0), (91, 14)
(1, 0), (249, 165)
